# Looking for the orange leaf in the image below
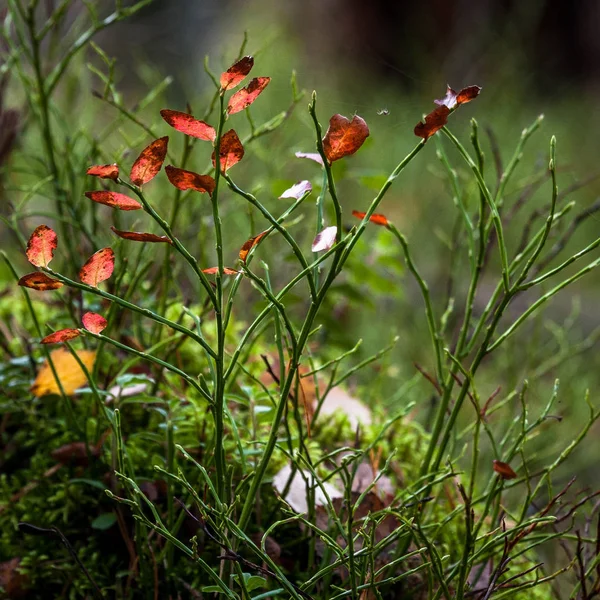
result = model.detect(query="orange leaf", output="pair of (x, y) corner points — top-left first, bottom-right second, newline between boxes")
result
(160, 109), (216, 142)
(18, 272), (63, 291)
(165, 165), (215, 195)
(434, 84), (482, 109)
(130, 136), (168, 186)
(79, 248), (115, 287)
(86, 164), (119, 180)
(311, 226), (337, 252)
(41, 328), (81, 344)
(239, 229), (269, 263)
(202, 267), (240, 275)
(111, 226), (172, 244)
(82, 312), (107, 334)
(279, 180), (312, 200)
(220, 55), (254, 91)
(351, 210), (389, 227)
(85, 191), (141, 211)
(493, 460), (517, 480)
(295, 151), (324, 166)
(26, 225), (57, 268)
(212, 129), (244, 172)
(31, 348), (95, 397)
(322, 114), (370, 163)
(414, 105), (450, 140)
(227, 77), (271, 114)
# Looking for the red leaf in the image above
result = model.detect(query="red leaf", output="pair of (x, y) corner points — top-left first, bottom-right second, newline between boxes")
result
(311, 226), (337, 252)
(493, 460), (517, 480)
(295, 151), (324, 166)
(86, 163), (119, 180)
(351, 210), (389, 227)
(202, 267), (240, 275)
(239, 230), (269, 263)
(279, 180), (312, 200)
(165, 165), (216, 195)
(414, 105), (450, 140)
(111, 226), (172, 244)
(130, 137), (168, 186)
(26, 225), (58, 268)
(41, 328), (81, 344)
(212, 129), (244, 172)
(79, 248), (115, 287)
(160, 109), (216, 142)
(322, 114), (370, 163)
(227, 77), (271, 114)
(220, 55), (254, 91)
(18, 272), (63, 291)
(82, 312), (107, 334)
(85, 191), (142, 211)
(456, 85), (482, 105)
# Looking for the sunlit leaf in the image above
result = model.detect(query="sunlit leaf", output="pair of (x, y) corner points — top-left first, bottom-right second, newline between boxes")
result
(79, 248), (115, 287)
(351, 210), (389, 227)
(86, 164), (119, 180)
(18, 272), (63, 291)
(295, 151), (324, 166)
(160, 109), (216, 141)
(323, 114), (370, 163)
(279, 180), (312, 200)
(31, 348), (96, 397)
(493, 460), (517, 480)
(26, 225), (57, 268)
(130, 136), (168, 186)
(414, 105), (450, 140)
(41, 328), (81, 344)
(239, 229), (269, 263)
(311, 226), (337, 252)
(111, 226), (172, 244)
(434, 84), (482, 109)
(85, 191), (141, 211)
(202, 267), (240, 275)
(227, 77), (271, 114)
(165, 165), (215, 195)
(212, 129), (244, 172)
(220, 55), (254, 91)
(82, 312), (107, 334)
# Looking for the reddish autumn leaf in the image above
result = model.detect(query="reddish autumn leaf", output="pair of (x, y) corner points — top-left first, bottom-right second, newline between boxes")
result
(111, 226), (172, 244)
(279, 180), (312, 200)
(220, 55), (254, 91)
(86, 163), (119, 180)
(414, 105), (450, 140)
(79, 248), (115, 287)
(85, 191), (141, 211)
(311, 226), (337, 252)
(82, 312), (107, 334)
(493, 460), (517, 480)
(351, 210), (389, 227)
(165, 165), (216, 195)
(212, 129), (244, 172)
(130, 136), (168, 186)
(239, 230), (269, 263)
(26, 225), (57, 268)
(322, 114), (370, 163)
(227, 77), (271, 114)
(295, 151), (324, 166)
(18, 272), (63, 291)
(202, 267), (240, 275)
(434, 84), (482, 109)
(160, 109), (216, 142)
(41, 328), (81, 344)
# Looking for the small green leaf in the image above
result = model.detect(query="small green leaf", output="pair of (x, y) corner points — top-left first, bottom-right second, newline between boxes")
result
(91, 512), (117, 530)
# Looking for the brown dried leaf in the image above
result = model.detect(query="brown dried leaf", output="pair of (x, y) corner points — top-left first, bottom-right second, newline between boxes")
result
(239, 229), (269, 263)
(86, 163), (119, 180)
(85, 191), (142, 211)
(41, 328), (81, 344)
(160, 109), (216, 141)
(227, 77), (271, 114)
(202, 267), (240, 275)
(493, 459), (517, 480)
(111, 226), (172, 244)
(456, 85), (482, 105)
(211, 129), (244, 172)
(414, 105), (450, 140)
(79, 248), (115, 287)
(165, 165), (215, 195)
(18, 272), (63, 291)
(26, 225), (57, 268)
(220, 55), (254, 91)
(323, 114), (370, 162)
(130, 136), (168, 186)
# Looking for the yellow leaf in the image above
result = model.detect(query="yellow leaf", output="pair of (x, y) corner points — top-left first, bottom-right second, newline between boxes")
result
(31, 348), (96, 397)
